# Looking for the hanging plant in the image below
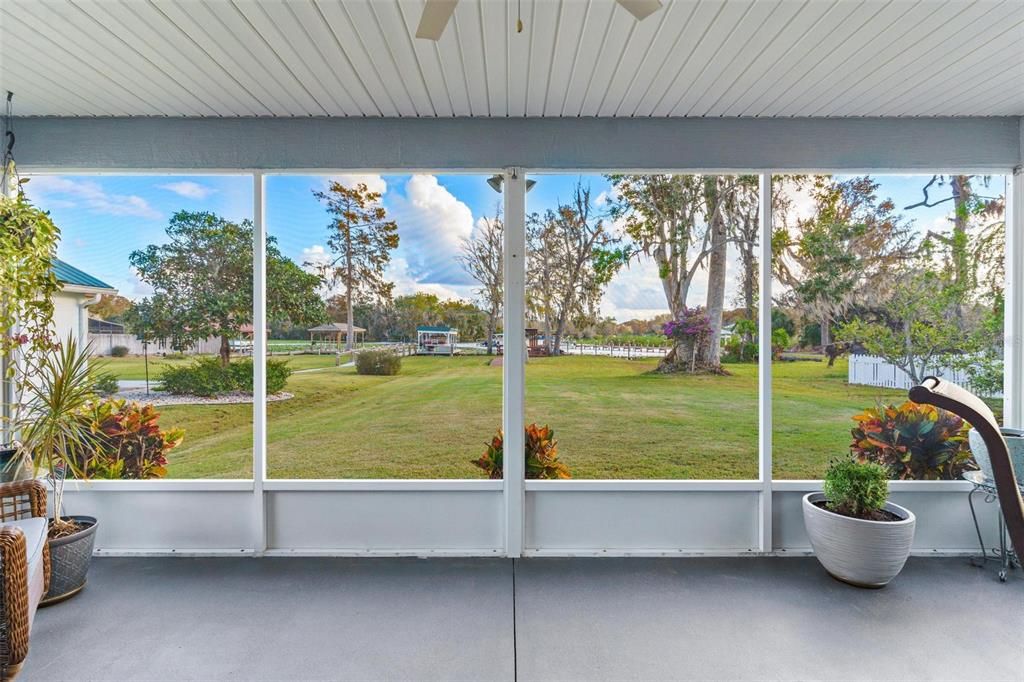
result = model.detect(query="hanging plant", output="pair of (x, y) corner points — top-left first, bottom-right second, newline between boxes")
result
(0, 189), (61, 363)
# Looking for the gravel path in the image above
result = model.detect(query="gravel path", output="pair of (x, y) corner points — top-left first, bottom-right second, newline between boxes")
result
(113, 389), (293, 407)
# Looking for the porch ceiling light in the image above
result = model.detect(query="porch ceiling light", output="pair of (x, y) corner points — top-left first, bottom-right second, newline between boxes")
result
(487, 174), (536, 194)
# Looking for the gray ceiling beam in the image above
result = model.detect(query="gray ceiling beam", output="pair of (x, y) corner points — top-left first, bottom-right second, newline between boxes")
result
(12, 116), (1023, 172)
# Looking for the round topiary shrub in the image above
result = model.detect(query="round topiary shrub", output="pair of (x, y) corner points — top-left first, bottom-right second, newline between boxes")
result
(110, 345), (130, 357)
(822, 459), (889, 519)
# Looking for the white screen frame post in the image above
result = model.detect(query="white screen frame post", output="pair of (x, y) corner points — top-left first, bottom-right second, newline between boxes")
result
(757, 173), (773, 552)
(502, 168), (527, 557)
(1005, 166), (1024, 429)
(253, 171), (268, 554)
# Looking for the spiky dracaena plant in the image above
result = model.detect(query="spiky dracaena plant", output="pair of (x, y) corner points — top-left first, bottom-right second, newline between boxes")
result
(14, 335), (97, 536)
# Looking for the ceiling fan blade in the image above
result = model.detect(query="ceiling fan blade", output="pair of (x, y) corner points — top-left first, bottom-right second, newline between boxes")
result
(617, 0), (663, 21)
(416, 0), (459, 40)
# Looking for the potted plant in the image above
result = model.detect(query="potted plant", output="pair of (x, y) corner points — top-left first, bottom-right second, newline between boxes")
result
(471, 423), (571, 479)
(803, 459), (916, 588)
(15, 335), (101, 604)
(1, 189), (61, 480)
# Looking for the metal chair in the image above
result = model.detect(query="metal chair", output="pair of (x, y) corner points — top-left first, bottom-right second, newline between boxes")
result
(0, 480), (50, 680)
(909, 376), (1024, 561)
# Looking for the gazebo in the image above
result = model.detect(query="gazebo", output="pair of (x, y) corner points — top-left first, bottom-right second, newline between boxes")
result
(417, 325), (458, 356)
(308, 322), (366, 350)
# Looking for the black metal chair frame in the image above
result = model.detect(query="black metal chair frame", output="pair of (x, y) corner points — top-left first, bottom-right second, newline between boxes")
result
(909, 376), (1024, 561)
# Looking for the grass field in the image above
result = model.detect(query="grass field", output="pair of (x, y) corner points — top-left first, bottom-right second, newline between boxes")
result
(98, 353), (913, 480)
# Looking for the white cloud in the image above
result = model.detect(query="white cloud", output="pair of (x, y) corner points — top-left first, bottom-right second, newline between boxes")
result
(27, 176), (161, 220)
(778, 178), (817, 222)
(128, 268), (154, 299)
(159, 181), (216, 200)
(299, 244), (338, 296)
(385, 257), (474, 301)
(594, 184), (620, 207)
(325, 174), (387, 196)
(301, 245), (473, 302)
(600, 246), (748, 322)
(388, 175), (476, 285)
(601, 255), (671, 321)
(301, 244), (332, 270)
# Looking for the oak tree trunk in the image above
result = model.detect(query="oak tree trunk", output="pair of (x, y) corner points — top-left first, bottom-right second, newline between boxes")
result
(704, 201), (728, 369)
(219, 334), (231, 367)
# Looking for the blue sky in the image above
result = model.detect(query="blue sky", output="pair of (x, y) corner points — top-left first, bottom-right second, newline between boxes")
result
(26, 172), (1001, 322)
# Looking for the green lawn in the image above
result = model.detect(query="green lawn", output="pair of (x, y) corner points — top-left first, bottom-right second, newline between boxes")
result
(129, 353), (915, 480)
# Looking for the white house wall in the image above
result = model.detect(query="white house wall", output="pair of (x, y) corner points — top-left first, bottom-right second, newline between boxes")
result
(51, 290), (89, 348)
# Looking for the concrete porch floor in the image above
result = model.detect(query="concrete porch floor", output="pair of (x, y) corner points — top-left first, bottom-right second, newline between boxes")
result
(22, 556), (1022, 681)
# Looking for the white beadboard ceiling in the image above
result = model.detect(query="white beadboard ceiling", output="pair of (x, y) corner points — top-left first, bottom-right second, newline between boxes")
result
(1, 0), (1022, 118)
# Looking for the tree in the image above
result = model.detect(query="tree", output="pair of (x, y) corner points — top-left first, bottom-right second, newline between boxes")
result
(527, 183), (624, 355)
(393, 292), (444, 340)
(459, 210), (503, 354)
(773, 176), (914, 347)
(729, 178), (762, 320)
(130, 211), (326, 366)
(89, 294), (133, 325)
(703, 176), (762, 367)
(439, 299), (487, 342)
(608, 174), (758, 372)
(313, 182), (399, 351)
(837, 269), (963, 385)
(269, 252), (329, 333)
(905, 174), (1005, 318)
(606, 174), (704, 319)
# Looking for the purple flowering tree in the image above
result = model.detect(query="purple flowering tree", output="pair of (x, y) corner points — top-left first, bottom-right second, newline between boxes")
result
(658, 306), (717, 373)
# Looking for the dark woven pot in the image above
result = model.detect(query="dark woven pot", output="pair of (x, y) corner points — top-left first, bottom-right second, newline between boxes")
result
(42, 515), (97, 606)
(0, 447), (30, 483)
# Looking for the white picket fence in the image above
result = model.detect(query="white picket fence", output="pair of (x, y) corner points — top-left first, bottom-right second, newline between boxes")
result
(562, 342), (670, 359)
(847, 354), (1002, 398)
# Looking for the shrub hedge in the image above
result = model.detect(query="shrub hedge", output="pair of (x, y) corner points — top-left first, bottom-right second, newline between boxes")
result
(91, 372), (120, 396)
(110, 345), (130, 357)
(160, 357), (291, 396)
(355, 349), (402, 376)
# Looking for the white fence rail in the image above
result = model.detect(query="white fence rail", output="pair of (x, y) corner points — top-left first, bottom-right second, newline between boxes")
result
(561, 342), (670, 359)
(847, 354), (1002, 398)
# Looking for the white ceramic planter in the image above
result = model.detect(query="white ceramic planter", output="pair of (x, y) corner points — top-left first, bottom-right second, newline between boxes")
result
(802, 492), (916, 588)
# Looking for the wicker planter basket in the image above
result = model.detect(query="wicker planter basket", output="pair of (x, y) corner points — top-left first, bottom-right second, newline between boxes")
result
(42, 515), (98, 606)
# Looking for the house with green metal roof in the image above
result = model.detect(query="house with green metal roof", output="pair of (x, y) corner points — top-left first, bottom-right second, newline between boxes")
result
(50, 258), (117, 353)
(52, 258), (116, 294)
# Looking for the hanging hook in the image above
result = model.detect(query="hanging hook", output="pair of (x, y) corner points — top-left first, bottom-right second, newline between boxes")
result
(3, 91), (13, 157)
(2, 90), (19, 195)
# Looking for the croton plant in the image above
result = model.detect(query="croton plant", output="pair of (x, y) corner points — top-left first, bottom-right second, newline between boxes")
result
(850, 401), (975, 481)
(471, 423), (571, 479)
(74, 398), (184, 479)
